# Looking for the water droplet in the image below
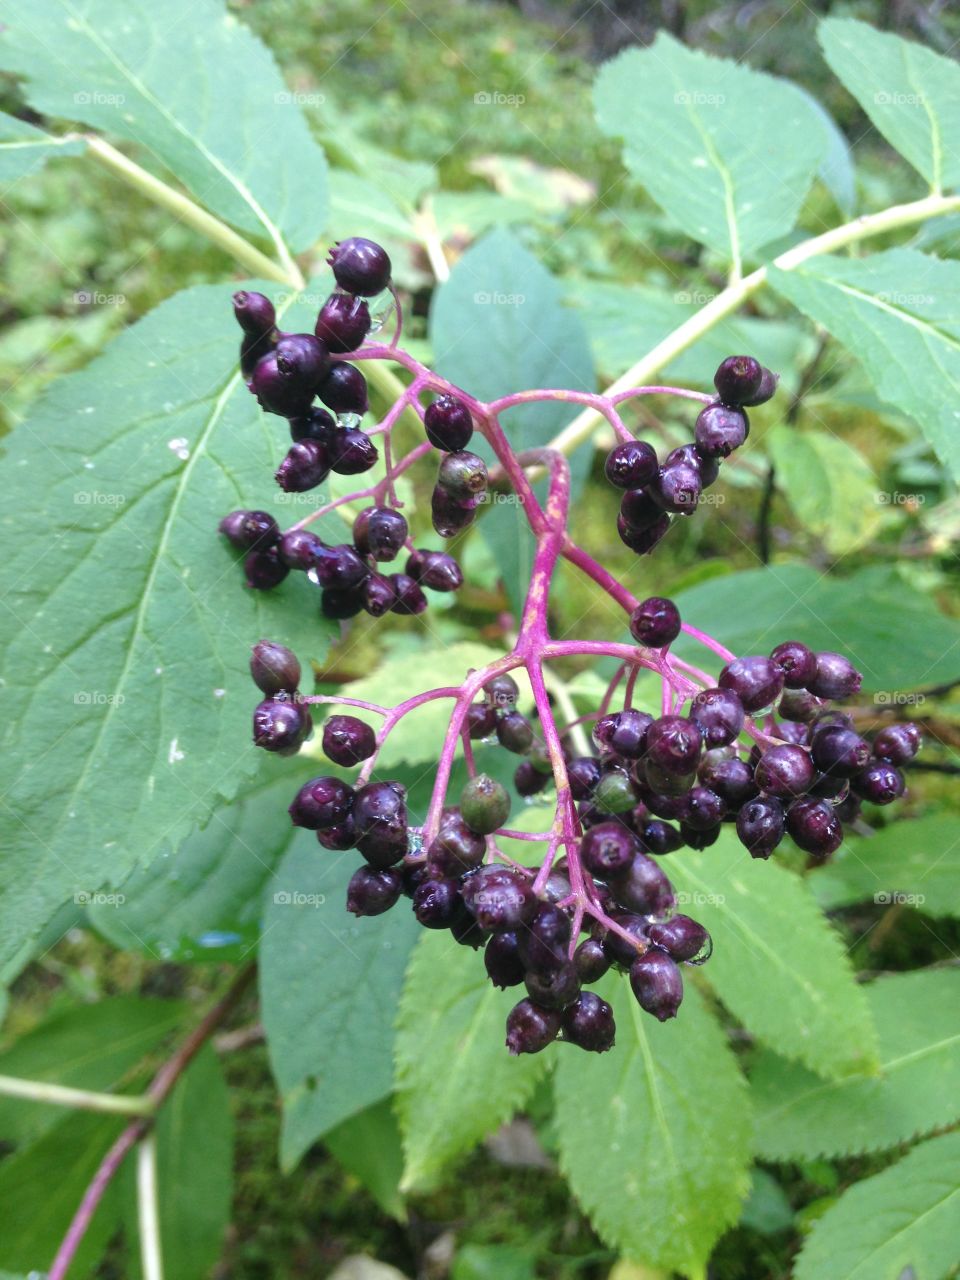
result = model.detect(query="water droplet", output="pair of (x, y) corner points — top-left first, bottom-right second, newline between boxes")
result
(196, 930), (242, 949)
(167, 437), (190, 461)
(686, 931), (713, 966)
(83, 460), (95, 470)
(407, 831), (425, 856)
(213, 687), (226, 698)
(480, 733), (498, 746)
(337, 411), (362, 430)
(307, 567), (321, 587)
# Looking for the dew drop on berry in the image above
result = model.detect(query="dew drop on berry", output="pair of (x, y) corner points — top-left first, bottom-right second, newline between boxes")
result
(685, 933), (713, 966)
(337, 412), (363, 430)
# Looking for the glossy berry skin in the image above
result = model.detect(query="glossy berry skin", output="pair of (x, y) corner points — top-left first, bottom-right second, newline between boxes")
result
(250, 641), (300, 695)
(638, 818), (684, 854)
(437, 450), (488, 501)
(852, 761), (905, 805)
(389, 573), (428, 616)
(779, 688), (825, 723)
(666, 442), (720, 488)
(630, 596), (681, 647)
(313, 544), (369, 591)
(873, 723), (921, 765)
(574, 938), (611, 983)
(428, 813), (486, 874)
(611, 853), (675, 915)
(406, 549), (463, 592)
(278, 528), (324, 570)
(357, 573), (395, 618)
(317, 816), (357, 852)
(695, 403), (748, 458)
(617, 511), (671, 555)
(524, 961), (580, 1010)
(689, 688), (745, 748)
(630, 951), (683, 1021)
(736, 796), (786, 858)
(514, 760), (550, 797)
(275, 440), (329, 493)
(321, 587), (364, 620)
(233, 290), (276, 337)
(318, 362), (368, 415)
(595, 769), (639, 814)
(462, 865), (535, 931)
(494, 710), (533, 755)
(567, 756), (601, 800)
(413, 876), (461, 929)
(249, 349), (311, 416)
(460, 774), (511, 834)
(352, 781), (407, 857)
(315, 292), (371, 353)
(679, 785), (726, 831)
(289, 775), (353, 829)
(220, 509), (279, 551)
(506, 999), (561, 1055)
(253, 697), (310, 754)
(562, 993), (616, 1053)
(243, 546), (289, 591)
(431, 485), (477, 538)
(755, 744), (815, 798)
(646, 716), (703, 776)
(424, 395), (474, 451)
(328, 238), (392, 296)
(741, 366), (779, 406)
(275, 332), (330, 389)
(327, 428), (378, 475)
(647, 914), (711, 962)
(467, 701), (498, 739)
(650, 461), (701, 514)
(811, 727), (871, 779)
(787, 797), (843, 859)
(240, 330), (275, 379)
(484, 674), (519, 708)
(620, 486), (664, 531)
(289, 407), (336, 443)
(770, 640), (817, 689)
(353, 506), (408, 562)
(484, 932), (526, 988)
(605, 440), (658, 490)
(719, 656), (784, 713)
(595, 709), (653, 760)
(580, 822), (637, 878)
(322, 714), (377, 766)
(346, 865), (402, 917)
(714, 354), (763, 406)
(808, 652), (862, 700)
(599, 912), (649, 968)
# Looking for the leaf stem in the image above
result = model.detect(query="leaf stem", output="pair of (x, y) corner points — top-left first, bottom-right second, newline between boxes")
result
(0, 1074), (155, 1116)
(137, 1133), (164, 1280)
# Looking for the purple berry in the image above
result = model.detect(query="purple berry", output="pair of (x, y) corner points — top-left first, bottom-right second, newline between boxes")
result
(428, 812), (486, 875)
(646, 715), (703, 775)
(647, 915), (711, 962)
(719, 656), (785, 713)
(389, 573), (428, 615)
(431, 485), (477, 538)
(317, 816), (357, 852)
(289, 776), (353, 829)
(321, 586), (364, 620)
(605, 440), (658, 490)
(852, 761), (905, 805)
(736, 796), (786, 858)
(567, 756), (601, 800)
(275, 332), (330, 389)
(328, 428), (378, 475)
(462, 865), (535, 931)
(695, 403), (748, 458)
(485, 932), (526, 988)
(770, 641), (818, 690)
(630, 596), (681, 647)
(413, 876), (461, 929)
(405, 548), (463, 592)
(467, 701), (498, 739)
(689, 688), (745, 747)
(741, 366), (779, 407)
(318, 362), (368, 415)
(506, 999), (560, 1055)
(252, 696), (311, 754)
(810, 727), (871, 778)
(250, 640), (300, 695)
(873, 723), (921, 764)
(573, 938), (611, 982)
(666, 442), (720, 488)
(243, 545), (289, 590)
(233, 290), (276, 337)
(524, 961), (580, 1010)
(275, 439), (329, 493)
(713, 355), (763, 406)
(289, 407), (336, 443)
(579, 822), (638, 877)
(610, 852), (675, 915)
(638, 818), (684, 854)
(562, 992), (616, 1052)
(630, 950), (683, 1021)
(220, 509), (279, 551)
(327, 238), (392, 296)
(278, 528), (324, 570)
(786, 797), (843, 858)
(347, 865), (402, 916)
(808, 652), (862, 700)
(778, 688), (826, 723)
(360, 573), (397, 617)
(353, 506), (408, 563)
(679, 785), (726, 831)
(315, 293), (371, 353)
(617, 511), (672, 555)
(314, 543), (369, 591)
(515, 759), (550, 797)
(424, 395), (474, 451)
(322, 714), (377, 766)
(650, 461), (701, 514)
(496, 710), (534, 754)
(755, 744), (815, 798)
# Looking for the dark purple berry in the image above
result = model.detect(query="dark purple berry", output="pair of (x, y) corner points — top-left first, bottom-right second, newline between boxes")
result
(873, 723), (921, 764)
(786, 797), (843, 859)
(233, 290), (276, 337)
(278, 528), (324, 570)
(389, 573), (428, 615)
(353, 506), (408, 562)
(630, 596), (681, 647)
(689, 688), (745, 747)
(680, 822), (721, 850)
(327, 237), (392, 296)
(506, 999), (560, 1055)
(322, 714), (376, 766)
(321, 587), (364, 620)
(289, 406), (336, 443)
(275, 440), (329, 493)
(741, 366), (779, 406)
(240, 329), (276, 379)
(808, 772), (850, 800)
(497, 710), (534, 754)
(524, 961), (580, 1010)
(595, 710), (653, 760)
(695, 403), (748, 457)
(778, 688), (826, 723)
(360, 573), (397, 617)
(610, 852), (675, 915)
(289, 776), (353, 829)
(573, 938), (611, 983)
(467, 702), (498, 739)
(808, 652), (862, 700)
(405, 549), (463, 592)
(646, 715), (703, 775)
(328, 428), (378, 475)
(428, 812), (486, 874)
(315, 293), (371, 353)
(852, 761), (905, 805)
(599, 912), (648, 967)
(650, 461), (701, 514)
(462, 865), (535, 931)
(317, 816), (357, 851)
(680, 785), (726, 830)
(460, 774), (511, 834)
(579, 822), (637, 877)
(666, 442), (720, 488)
(424, 395), (474, 451)
(413, 876), (460, 929)
(514, 760), (550, 797)
(568, 756), (601, 800)
(770, 641), (818, 690)
(275, 332), (330, 389)
(220, 509), (279, 551)
(519, 902), (572, 972)
(638, 818), (684, 854)
(562, 992), (616, 1052)
(253, 696), (311, 754)
(347, 865), (402, 917)
(620, 486), (664, 531)
(484, 673), (520, 709)
(244, 546), (289, 590)
(713, 355), (763, 406)
(605, 440), (658, 490)
(352, 780), (406, 840)
(485, 932), (525, 988)
(736, 796), (786, 858)
(437, 450), (488, 501)
(249, 641), (300, 695)
(630, 950), (683, 1020)
(318, 362), (368, 415)
(755, 744), (815, 798)
(810, 727), (871, 778)
(431, 485), (477, 538)
(617, 511), (671, 555)
(719, 656), (784, 713)
(647, 915), (711, 962)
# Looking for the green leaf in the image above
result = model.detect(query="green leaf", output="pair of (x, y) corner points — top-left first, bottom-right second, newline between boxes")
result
(89, 767), (300, 962)
(123, 1046), (233, 1280)
(672, 563), (960, 693)
(429, 228), (594, 617)
(395, 930), (546, 1193)
(819, 18), (960, 192)
(1, 0), (328, 251)
(752, 968), (960, 1161)
(811, 815), (960, 920)
(765, 426), (882, 555)
(0, 111), (82, 184)
(668, 835), (878, 1078)
(452, 1244), (538, 1280)
(0, 997), (183, 1143)
(0, 283), (335, 970)
(594, 33), (827, 262)
(795, 90), (856, 216)
(740, 1168), (794, 1236)
(260, 837), (420, 1172)
(794, 1130), (960, 1280)
(769, 250), (960, 483)
(555, 976), (751, 1278)
(0, 1107), (123, 1275)
(324, 1097), (406, 1221)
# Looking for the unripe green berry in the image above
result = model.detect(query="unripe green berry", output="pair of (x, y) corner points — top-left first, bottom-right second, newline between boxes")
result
(460, 773), (511, 834)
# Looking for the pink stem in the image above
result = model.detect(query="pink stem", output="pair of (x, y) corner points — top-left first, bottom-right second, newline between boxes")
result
(611, 386), (713, 406)
(680, 622), (736, 663)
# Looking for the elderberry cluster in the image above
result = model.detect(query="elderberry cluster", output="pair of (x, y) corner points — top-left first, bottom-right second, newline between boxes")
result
(219, 237), (464, 618)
